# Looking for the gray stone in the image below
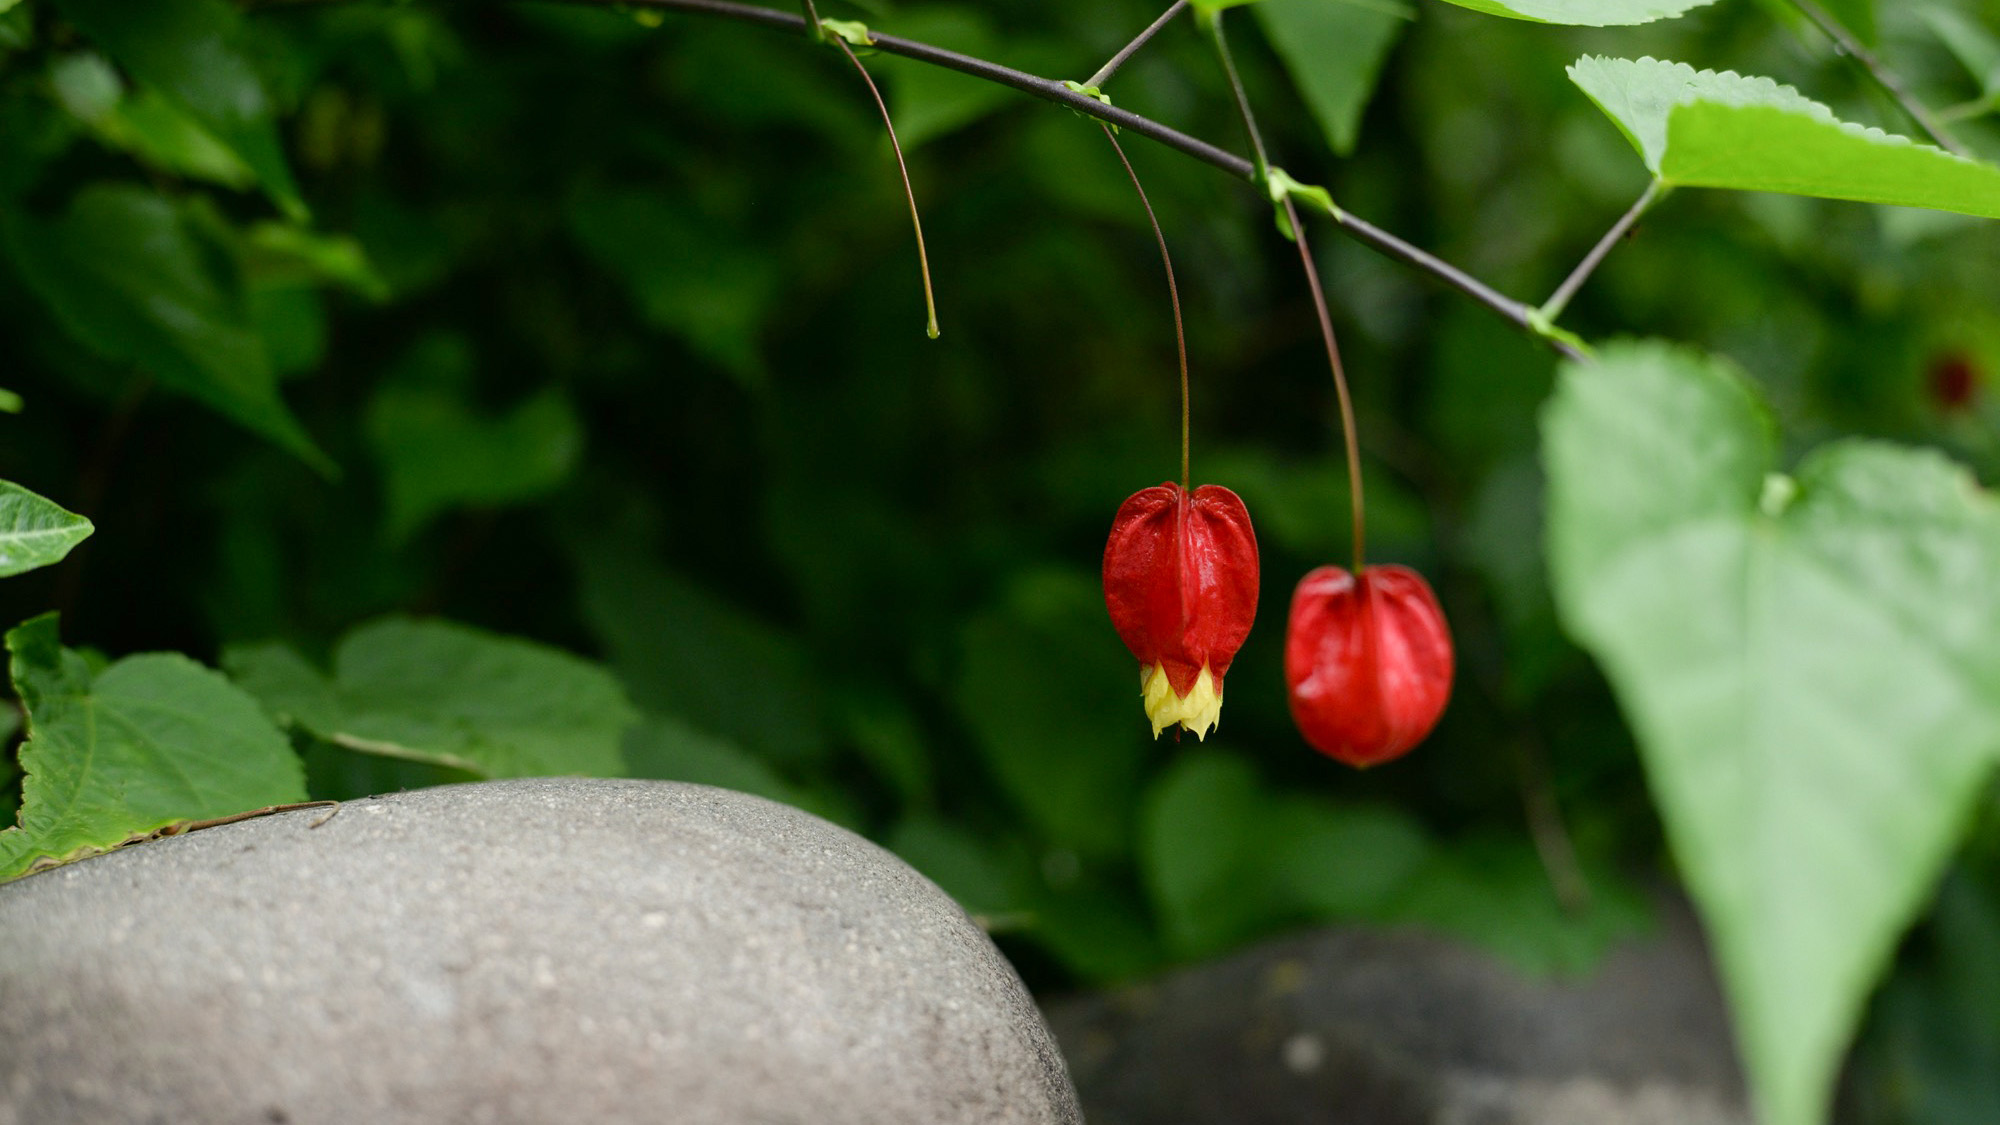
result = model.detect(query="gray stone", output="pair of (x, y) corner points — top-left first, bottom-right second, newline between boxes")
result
(1046, 901), (1749, 1125)
(0, 778), (1080, 1125)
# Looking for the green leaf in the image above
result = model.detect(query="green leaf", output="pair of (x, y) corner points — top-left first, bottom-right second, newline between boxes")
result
(49, 52), (257, 191)
(366, 383), (582, 541)
(1430, 0), (1718, 25)
(1569, 56), (2000, 218)
(0, 389), (21, 414)
(1814, 0), (1875, 46)
(1543, 339), (2000, 1125)
(623, 715), (851, 825)
(888, 814), (1027, 921)
(1140, 749), (1269, 957)
(880, 9), (1015, 148)
(565, 183), (775, 385)
(575, 538), (830, 767)
(224, 617), (638, 779)
(1254, 0), (1409, 156)
(0, 4), (30, 51)
(0, 481), (92, 577)
(1923, 7), (2000, 100)
(0, 184), (330, 472)
(49, 0), (306, 219)
(0, 614), (306, 882)
(242, 222), (390, 301)
(1385, 837), (1652, 977)
(954, 570), (1147, 859)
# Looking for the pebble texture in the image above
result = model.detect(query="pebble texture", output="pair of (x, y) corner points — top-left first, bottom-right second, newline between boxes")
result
(0, 778), (1080, 1125)
(1046, 901), (1750, 1125)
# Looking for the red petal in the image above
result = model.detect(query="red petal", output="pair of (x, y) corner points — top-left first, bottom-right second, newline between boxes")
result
(1284, 564), (1453, 768)
(1102, 483), (1259, 696)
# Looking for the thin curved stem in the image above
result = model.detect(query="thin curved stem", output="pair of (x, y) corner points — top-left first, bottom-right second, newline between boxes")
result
(1788, 0), (1968, 156)
(1286, 199), (1366, 572)
(1204, 11), (1270, 183)
(829, 35), (940, 339)
(539, 0), (1582, 360)
(1086, 0), (1188, 90)
(1542, 180), (1661, 324)
(1102, 124), (1190, 490)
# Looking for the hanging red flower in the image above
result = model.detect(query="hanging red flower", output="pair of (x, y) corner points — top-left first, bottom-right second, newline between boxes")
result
(1103, 482), (1259, 739)
(1284, 564), (1453, 767)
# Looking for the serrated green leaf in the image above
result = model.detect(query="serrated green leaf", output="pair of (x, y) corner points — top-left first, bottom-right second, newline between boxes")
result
(1432, 0), (1718, 25)
(0, 614), (306, 882)
(1543, 339), (2000, 1125)
(0, 481), (92, 578)
(0, 184), (330, 472)
(1570, 56), (2000, 217)
(225, 617), (638, 779)
(1255, 0), (1408, 156)
(366, 383), (582, 541)
(48, 0), (305, 219)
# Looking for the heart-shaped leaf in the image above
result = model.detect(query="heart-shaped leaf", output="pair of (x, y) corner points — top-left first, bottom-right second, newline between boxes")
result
(1254, 0), (1410, 156)
(226, 616), (638, 779)
(1543, 339), (2000, 1125)
(0, 614), (306, 882)
(1570, 56), (2000, 218)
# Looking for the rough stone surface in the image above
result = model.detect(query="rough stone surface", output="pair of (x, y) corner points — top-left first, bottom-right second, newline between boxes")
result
(0, 778), (1080, 1125)
(1046, 901), (1750, 1125)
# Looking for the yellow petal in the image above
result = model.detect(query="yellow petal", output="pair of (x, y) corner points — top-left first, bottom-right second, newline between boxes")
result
(1140, 663), (1223, 740)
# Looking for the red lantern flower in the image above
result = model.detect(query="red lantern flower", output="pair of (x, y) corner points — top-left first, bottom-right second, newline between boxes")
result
(1928, 350), (1981, 412)
(1285, 564), (1453, 768)
(1103, 483), (1259, 739)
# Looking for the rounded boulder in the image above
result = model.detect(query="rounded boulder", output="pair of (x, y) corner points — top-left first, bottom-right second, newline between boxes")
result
(0, 778), (1080, 1125)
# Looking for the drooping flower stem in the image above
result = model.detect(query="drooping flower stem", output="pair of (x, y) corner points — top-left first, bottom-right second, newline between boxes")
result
(1203, 12), (1269, 184)
(1285, 197), (1366, 573)
(828, 35), (941, 339)
(1101, 124), (1190, 491)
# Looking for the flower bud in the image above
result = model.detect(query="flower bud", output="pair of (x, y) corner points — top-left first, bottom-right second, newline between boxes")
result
(1285, 564), (1453, 767)
(1103, 483), (1259, 739)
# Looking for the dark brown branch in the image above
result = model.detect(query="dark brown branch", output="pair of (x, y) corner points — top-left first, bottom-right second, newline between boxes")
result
(542, 0), (1575, 357)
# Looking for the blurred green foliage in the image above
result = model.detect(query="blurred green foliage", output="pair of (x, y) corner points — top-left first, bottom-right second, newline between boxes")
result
(3, 0), (2000, 1119)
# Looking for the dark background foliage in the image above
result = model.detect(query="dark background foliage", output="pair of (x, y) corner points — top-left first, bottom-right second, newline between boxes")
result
(4, 0), (2000, 1116)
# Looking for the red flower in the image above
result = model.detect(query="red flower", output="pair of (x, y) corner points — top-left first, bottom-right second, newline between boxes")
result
(1103, 483), (1259, 739)
(1285, 564), (1453, 767)
(1928, 351), (1981, 412)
